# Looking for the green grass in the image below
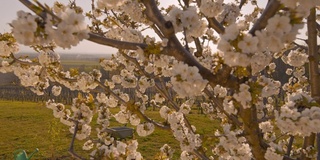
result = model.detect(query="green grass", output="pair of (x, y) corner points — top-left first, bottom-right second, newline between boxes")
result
(0, 101), (88, 159)
(0, 101), (219, 159)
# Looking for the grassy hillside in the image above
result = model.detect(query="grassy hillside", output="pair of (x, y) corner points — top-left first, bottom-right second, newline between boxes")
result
(0, 101), (218, 159)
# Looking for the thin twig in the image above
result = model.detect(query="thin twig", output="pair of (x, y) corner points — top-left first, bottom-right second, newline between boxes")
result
(193, 37), (203, 57)
(203, 88), (242, 127)
(68, 121), (85, 160)
(95, 80), (127, 104)
(151, 24), (165, 39)
(286, 135), (294, 156)
(183, 28), (190, 51)
(136, 109), (171, 130)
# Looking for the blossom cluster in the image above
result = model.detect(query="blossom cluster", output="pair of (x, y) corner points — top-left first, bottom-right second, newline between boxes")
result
(46, 8), (89, 49)
(126, 50), (208, 99)
(160, 104), (199, 157)
(280, 0), (320, 18)
(97, 0), (126, 10)
(46, 89), (144, 159)
(38, 50), (60, 67)
(46, 95), (95, 140)
(276, 90), (320, 136)
(170, 62), (208, 98)
(258, 76), (281, 98)
(216, 3), (240, 24)
(233, 84), (252, 109)
(0, 35), (19, 57)
(0, 41), (63, 96)
(11, 6), (89, 49)
(282, 49), (308, 67)
(89, 136), (143, 159)
(136, 122), (155, 136)
(213, 124), (252, 159)
(114, 108), (140, 126)
(157, 144), (174, 159)
(218, 12), (304, 74)
(199, 0), (224, 18)
(223, 97), (237, 115)
(11, 11), (40, 45)
(264, 148), (283, 160)
(282, 66), (308, 93)
(165, 6), (207, 42)
(167, 111), (202, 153)
(91, 93), (144, 159)
(13, 65), (49, 95)
(105, 27), (144, 43)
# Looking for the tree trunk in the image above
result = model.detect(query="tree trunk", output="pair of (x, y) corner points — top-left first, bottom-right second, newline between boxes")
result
(240, 107), (268, 159)
(301, 7), (319, 160)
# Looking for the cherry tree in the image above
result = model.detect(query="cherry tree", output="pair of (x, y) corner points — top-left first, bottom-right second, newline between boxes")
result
(1, 0), (320, 159)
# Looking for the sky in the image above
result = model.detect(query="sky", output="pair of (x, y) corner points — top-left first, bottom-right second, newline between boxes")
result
(0, 0), (116, 54)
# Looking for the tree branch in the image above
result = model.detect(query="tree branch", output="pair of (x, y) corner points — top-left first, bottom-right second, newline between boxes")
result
(286, 135), (294, 157)
(195, 0), (225, 34)
(307, 7), (320, 112)
(88, 33), (147, 50)
(207, 17), (225, 34)
(19, 0), (147, 51)
(301, 7), (318, 160)
(151, 24), (165, 39)
(239, 0), (247, 9)
(142, 0), (239, 89)
(136, 109), (171, 130)
(141, 0), (175, 38)
(239, 106), (268, 159)
(249, 0), (281, 35)
(193, 37), (203, 57)
(203, 88), (242, 127)
(68, 121), (85, 160)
